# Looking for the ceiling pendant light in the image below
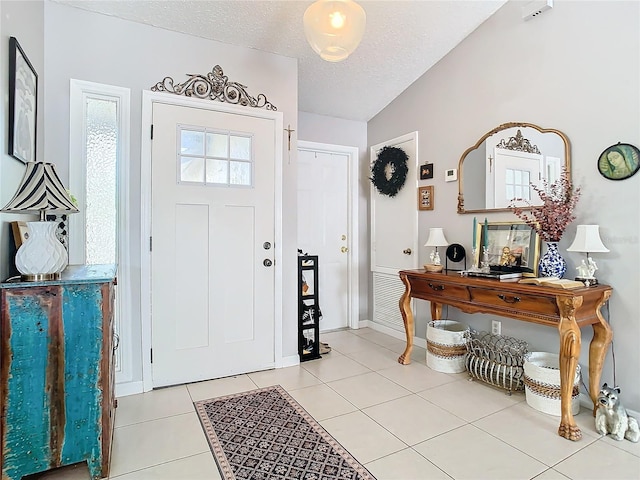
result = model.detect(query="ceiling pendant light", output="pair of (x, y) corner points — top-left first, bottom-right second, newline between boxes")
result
(303, 0), (366, 62)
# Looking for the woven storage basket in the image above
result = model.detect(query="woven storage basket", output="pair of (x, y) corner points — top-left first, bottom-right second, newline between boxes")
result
(524, 352), (581, 416)
(426, 320), (469, 373)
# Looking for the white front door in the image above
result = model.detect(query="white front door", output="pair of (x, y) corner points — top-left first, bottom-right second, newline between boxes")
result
(151, 102), (276, 387)
(297, 143), (355, 331)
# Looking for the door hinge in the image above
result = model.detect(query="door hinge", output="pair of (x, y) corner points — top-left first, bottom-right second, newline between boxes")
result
(150, 236), (152, 252)
(150, 348), (153, 363)
(150, 124), (154, 140)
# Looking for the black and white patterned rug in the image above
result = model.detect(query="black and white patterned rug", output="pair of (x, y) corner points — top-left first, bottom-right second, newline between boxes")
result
(194, 385), (376, 480)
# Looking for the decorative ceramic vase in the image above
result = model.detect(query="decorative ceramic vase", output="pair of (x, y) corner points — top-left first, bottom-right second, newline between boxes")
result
(15, 221), (68, 278)
(538, 242), (566, 278)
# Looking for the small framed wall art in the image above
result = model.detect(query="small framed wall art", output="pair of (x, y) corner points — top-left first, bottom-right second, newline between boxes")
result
(8, 37), (38, 164)
(597, 142), (640, 181)
(420, 163), (433, 180)
(418, 185), (434, 211)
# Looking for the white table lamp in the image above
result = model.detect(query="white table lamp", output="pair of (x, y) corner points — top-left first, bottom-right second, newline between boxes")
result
(567, 225), (609, 286)
(424, 227), (449, 272)
(1, 162), (79, 281)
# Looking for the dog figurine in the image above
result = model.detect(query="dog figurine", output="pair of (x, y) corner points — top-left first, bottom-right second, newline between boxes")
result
(595, 383), (639, 442)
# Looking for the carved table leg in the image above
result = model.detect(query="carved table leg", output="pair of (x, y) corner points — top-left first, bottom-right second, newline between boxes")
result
(430, 302), (443, 321)
(556, 296), (583, 441)
(398, 273), (413, 365)
(589, 290), (613, 416)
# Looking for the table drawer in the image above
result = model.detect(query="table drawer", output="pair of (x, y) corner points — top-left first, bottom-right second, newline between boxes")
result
(470, 288), (558, 316)
(412, 279), (470, 302)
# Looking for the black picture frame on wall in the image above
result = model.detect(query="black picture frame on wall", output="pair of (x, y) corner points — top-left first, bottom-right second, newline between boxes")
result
(8, 36), (38, 164)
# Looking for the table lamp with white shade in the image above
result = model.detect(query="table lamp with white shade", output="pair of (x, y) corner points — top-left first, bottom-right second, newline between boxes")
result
(424, 227), (449, 273)
(1, 162), (79, 281)
(566, 224), (609, 286)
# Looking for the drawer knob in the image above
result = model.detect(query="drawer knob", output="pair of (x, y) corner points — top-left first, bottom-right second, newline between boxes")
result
(428, 283), (444, 291)
(498, 294), (520, 303)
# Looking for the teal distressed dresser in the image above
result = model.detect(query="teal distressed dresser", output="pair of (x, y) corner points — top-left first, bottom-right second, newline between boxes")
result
(1, 264), (117, 480)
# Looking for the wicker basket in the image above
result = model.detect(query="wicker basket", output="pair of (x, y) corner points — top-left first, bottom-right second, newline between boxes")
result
(524, 352), (581, 416)
(426, 320), (469, 373)
(465, 331), (528, 394)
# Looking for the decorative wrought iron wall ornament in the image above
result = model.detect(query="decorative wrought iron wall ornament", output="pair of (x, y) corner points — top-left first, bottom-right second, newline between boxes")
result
(496, 129), (540, 154)
(151, 65), (277, 111)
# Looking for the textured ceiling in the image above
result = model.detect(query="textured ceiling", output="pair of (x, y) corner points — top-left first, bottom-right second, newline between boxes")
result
(57, 0), (507, 122)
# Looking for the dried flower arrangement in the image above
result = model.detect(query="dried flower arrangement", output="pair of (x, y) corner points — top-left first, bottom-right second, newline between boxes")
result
(510, 169), (581, 242)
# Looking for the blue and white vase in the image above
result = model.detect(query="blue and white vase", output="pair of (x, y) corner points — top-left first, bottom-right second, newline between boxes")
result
(538, 242), (567, 278)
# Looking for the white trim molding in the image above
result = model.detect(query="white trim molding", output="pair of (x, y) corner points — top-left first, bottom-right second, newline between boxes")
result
(69, 79), (133, 385)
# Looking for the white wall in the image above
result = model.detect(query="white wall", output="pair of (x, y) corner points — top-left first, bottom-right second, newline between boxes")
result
(42, 1), (299, 389)
(298, 111), (368, 320)
(368, 0), (640, 410)
(0, 0), (45, 281)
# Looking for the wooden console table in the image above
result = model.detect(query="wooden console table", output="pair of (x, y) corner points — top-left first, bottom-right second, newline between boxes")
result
(398, 269), (612, 441)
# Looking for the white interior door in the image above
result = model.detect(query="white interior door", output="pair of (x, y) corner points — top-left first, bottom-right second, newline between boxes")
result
(370, 132), (418, 331)
(297, 144), (354, 332)
(371, 133), (419, 274)
(151, 102), (276, 387)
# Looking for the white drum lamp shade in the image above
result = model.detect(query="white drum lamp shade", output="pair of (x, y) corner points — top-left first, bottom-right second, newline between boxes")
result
(1, 162), (79, 281)
(303, 0), (366, 62)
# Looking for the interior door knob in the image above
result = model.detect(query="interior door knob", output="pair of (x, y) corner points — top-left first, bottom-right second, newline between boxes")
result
(403, 248), (412, 255)
(341, 246), (349, 253)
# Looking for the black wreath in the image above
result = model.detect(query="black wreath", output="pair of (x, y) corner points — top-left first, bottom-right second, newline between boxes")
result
(370, 146), (409, 197)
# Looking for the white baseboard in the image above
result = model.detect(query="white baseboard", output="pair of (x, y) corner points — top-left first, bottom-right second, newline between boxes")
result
(278, 354), (300, 368)
(116, 380), (144, 398)
(359, 319), (426, 349)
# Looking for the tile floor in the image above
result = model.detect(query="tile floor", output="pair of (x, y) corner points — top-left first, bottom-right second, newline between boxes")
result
(34, 328), (639, 479)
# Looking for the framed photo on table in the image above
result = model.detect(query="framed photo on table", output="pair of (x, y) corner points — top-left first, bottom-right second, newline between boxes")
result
(8, 37), (38, 164)
(475, 221), (540, 275)
(418, 185), (434, 211)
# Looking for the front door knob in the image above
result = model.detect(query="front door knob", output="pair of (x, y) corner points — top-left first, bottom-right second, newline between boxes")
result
(263, 259), (273, 267)
(341, 246), (349, 253)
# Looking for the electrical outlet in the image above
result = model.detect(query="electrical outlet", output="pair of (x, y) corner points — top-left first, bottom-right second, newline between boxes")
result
(491, 320), (501, 335)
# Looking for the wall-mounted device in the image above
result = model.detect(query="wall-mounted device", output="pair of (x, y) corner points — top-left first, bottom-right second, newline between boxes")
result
(445, 168), (457, 182)
(522, 0), (553, 21)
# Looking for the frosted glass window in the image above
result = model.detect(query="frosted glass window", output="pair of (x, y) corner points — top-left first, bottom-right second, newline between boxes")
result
(178, 127), (253, 187)
(85, 98), (117, 265)
(230, 161), (251, 185)
(230, 135), (251, 160)
(206, 133), (228, 157)
(206, 159), (228, 184)
(181, 157), (205, 182)
(181, 130), (204, 155)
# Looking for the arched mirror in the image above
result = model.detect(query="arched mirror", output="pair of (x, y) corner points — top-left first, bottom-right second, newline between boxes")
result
(457, 122), (571, 214)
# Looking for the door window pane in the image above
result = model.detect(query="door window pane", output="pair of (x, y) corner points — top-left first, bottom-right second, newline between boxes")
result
(230, 161), (251, 186)
(180, 130), (204, 155)
(206, 159), (228, 184)
(230, 135), (251, 160)
(181, 157), (205, 182)
(206, 132), (228, 157)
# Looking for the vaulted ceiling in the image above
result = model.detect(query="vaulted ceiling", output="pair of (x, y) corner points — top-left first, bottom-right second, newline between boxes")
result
(57, 1), (507, 121)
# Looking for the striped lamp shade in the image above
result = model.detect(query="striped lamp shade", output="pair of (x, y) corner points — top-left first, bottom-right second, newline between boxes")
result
(1, 162), (79, 219)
